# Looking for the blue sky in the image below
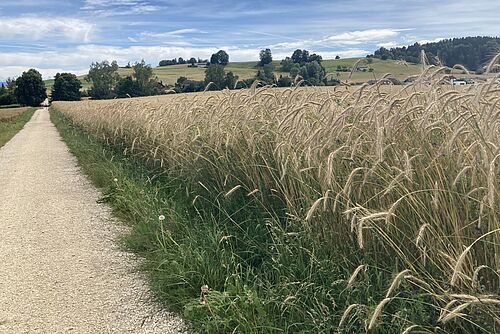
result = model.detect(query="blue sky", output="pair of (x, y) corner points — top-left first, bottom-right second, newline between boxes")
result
(0, 0), (498, 80)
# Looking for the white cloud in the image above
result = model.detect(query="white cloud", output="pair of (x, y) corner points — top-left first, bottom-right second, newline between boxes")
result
(134, 29), (200, 42)
(418, 37), (445, 45)
(324, 29), (406, 42)
(377, 41), (399, 48)
(0, 16), (94, 43)
(0, 66), (87, 81)
(82, 0), (147, 9)
(141, 29), (200, 37)
(269, 28), (407, 50)
(82, 0), (160, 16)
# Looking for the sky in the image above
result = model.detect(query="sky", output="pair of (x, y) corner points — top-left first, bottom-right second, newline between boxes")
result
(0, 0), (499, 80)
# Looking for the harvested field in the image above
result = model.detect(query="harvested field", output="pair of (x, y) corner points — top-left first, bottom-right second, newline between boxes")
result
(0, 107), (28, 120)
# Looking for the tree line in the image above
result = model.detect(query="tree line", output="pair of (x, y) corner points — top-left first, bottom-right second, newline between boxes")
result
(174, 48), (340, 93)
(370, 36), (500, 71)
(159, 57), (208, 67)
(1, 47), (342, 106)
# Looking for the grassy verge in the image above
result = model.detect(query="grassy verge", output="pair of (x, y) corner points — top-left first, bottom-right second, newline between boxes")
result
(49, 103), (450, 334)
(0, 108), (35, 148)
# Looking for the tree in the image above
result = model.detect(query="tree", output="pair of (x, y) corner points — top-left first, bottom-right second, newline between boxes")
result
(159, 59), (177, 66)
(87, 60), (119, 99)
(225, 71), (238, 89)
(204, 64), (226, 89)
(291, 49), (310, 64)
(15, 69), (47, 106)
(335, 55), (340, 59)
(115, 76), (140, 97)
(188, 57), (197, 66)
(204, 64), (238, 90)
(280, 57), (294, 72)
(0, 78), (17, 105)
(256, 63), (276, 84)
(284, 49), (325, 84)
(132, 60), (158, 96)
(309, 53), (322, 63)
(210, 50), (229, 66)
(298, 61), (326, 85)
(51, 73), (82, 101)
(174, 76), (204, 93)
(178, 57), (186, 65)
(115, 60), (160, 97)
(277, 75), (292, 87)
(259, 49), (273, 66)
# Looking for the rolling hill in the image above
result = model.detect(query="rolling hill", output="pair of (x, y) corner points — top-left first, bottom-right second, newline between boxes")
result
(44, 58), (423, 91)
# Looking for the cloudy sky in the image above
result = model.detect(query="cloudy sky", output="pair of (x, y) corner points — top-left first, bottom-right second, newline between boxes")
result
(0, 0), (498, 80)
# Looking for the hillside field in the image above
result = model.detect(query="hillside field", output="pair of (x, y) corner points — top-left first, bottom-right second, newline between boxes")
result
(0, 106), (28, 120)
(44, 58), (423, 91)
(0, 107), (35, 148)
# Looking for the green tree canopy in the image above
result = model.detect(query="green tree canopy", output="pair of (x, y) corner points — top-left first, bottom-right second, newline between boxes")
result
(370, 36), (500, 70)
(298, 61), (326, 85)
(283, 50), (326, 85)
(280, 57), (294, 72)
(116, 60), (160, 98)
(15, 69), (47, 106)
(0, 78), (17, 106)
(87, 60), (119, 100)
(224, 71), (238, 89)
(115, 76), (140, 98)
(256, 63), (276, 84)
(132, 60), (159, 96)
(204, 64), (226, 89)
(210, 50), (229, 66)
(204, 64), (238, 90)
(51, 73), (82, 101)
(259, 49), (273, 66)
(291, 49), (310, 64)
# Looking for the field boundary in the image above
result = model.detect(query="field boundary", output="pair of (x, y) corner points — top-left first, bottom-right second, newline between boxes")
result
(0, 108), (35, 149)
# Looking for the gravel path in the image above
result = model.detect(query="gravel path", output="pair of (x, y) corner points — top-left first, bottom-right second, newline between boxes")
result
(0, 109), (187, 334)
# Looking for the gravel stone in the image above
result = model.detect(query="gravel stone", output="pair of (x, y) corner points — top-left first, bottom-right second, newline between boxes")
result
(0, 109), (188, 334)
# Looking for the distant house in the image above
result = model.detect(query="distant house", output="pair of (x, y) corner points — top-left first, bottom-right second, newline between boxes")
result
(452, 80), (467, 86)
(196, 63), (208, 68)
(356, 65), (369, 72)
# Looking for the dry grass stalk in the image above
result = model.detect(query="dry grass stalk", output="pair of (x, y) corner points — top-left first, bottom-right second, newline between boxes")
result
(347, 264), (366, 289)
(385, 269), (411, 298)
(367, 297), (392, 330)
(337, 303), (360, 332)
(51, 54), (500, 331)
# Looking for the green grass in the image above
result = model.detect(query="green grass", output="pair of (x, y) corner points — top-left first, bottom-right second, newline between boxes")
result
(45, 58), (421, 90)
(50, 105), (443, 333)
(0, 108), (35, 148)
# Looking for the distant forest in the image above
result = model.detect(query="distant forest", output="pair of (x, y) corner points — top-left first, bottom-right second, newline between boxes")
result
(370, 36), (500, 71)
